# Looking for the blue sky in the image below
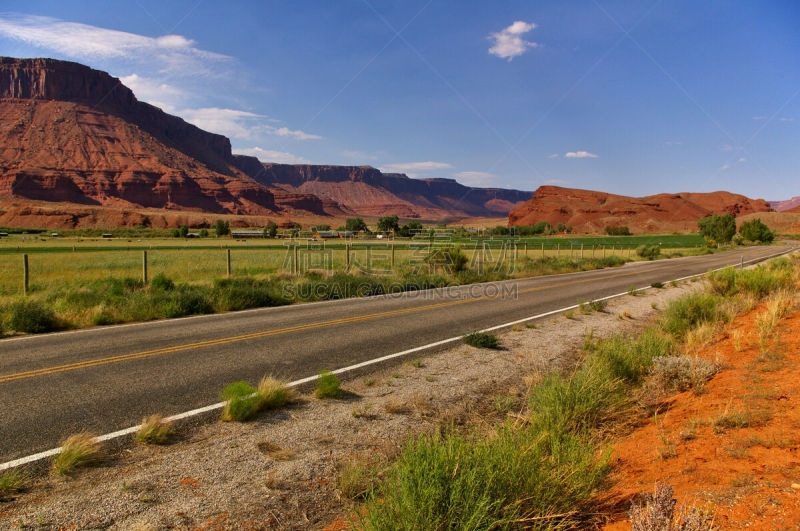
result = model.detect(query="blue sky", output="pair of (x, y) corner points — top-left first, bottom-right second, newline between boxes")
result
(0, 1), (798, 199)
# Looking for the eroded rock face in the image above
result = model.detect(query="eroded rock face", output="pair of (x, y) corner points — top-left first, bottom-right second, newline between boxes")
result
(235, 161), (532, 219)
(508, 185), (773, 233)
(0, 57), (356, 224)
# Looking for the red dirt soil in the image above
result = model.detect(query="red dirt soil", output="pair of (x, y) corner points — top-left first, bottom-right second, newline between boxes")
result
(508, 186), (772, 234)
(601, 304), (800, 529)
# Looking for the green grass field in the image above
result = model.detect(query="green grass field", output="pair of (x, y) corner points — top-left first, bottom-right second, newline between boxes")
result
(0, 236), (707, 297)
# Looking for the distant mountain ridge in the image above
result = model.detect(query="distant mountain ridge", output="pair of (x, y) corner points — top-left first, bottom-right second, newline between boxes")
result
(509, 185), (773, 233)
(770, 196), (800, 212)
(233, 161), (531, 219)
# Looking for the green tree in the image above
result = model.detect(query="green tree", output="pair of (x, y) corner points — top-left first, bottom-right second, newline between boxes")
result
(698, 214), (736, 243)
(556, 222), (568, 233)
(739, 218), (774, 243)
(198, 228), (209, 238)
(213, 220), (230, 237)
(172, 228), (181, 238)
(178, 225), (189, 238)
(377, 215), (400, 233)
(345, 218), (368, 232)
(264, 222), (278, 238)
(314, 224), (331, 232)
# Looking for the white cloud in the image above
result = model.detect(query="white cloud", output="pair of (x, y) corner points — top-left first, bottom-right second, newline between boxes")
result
(545, 179), (570, 185)
(381, 161), (452, 176)
(453, 171), (497, 187)
(271, 126), (322, 140)
(720, 144), (735, 151)
(232, 147), (311, 165)
(119, 74), (186, 112)
(720, 164), (731, 171)
(738, 157), (747, 163)
(664, 141), (682, 146)
(752, 116), (767, 121)
(779, 117), (795, 122)
(488, 21), (538, 61)
(564, 151), (598, 159)
(166, 107), (320, 141)
(547, 153), (559, 158)
(0, 13), (230, 75)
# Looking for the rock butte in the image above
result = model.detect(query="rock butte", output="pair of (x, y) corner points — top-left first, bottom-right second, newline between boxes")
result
(508, 185), (773, 234)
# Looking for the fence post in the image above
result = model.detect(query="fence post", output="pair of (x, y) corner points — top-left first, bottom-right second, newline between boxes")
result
(557, 243), (560, 257)
(581, 243), (584, 259)
(226, 248), (231, 276)
(391, 243), (395, 269)
(142, 251), (148, 284)
(366, 245), (371, 272)
(541, 241), (544, 258)
(525, 242), (528, 256)
(346, 243), (350, 270)
(23, 254), (29, 295)
(603, 245), (606, 258)
(570, 243), (573, 258)
(294, 245), (299, 275)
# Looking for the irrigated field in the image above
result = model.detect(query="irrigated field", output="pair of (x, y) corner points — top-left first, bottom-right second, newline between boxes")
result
(0, 234), (707, 297)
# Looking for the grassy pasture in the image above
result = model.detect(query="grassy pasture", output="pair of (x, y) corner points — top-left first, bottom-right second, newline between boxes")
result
(0, 241), (708, 297)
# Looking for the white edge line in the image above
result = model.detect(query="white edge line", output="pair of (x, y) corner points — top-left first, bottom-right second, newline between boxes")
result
(1, 247), (793, 471)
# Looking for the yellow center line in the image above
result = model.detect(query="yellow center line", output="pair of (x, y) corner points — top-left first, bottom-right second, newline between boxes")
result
(0, 260), (698, 384)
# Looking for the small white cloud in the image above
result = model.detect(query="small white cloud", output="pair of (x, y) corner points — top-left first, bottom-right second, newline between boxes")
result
(547, 153), (559, 158)
(381, 161), (452, 177)
(232, 147), (311, 165)
(720, 164), (731, 171)
(664, 141), (682, 146)
(738, 157), (747, 163)
(720, 144), (735, 151)
(119, 74), (186, 112)
(271, 126), (322, 141)
(176, 107), (320, 141)
(488, 20), (538, 61)
(564, 151), (598, 159)
(752, 116), (767, 121)
(545, 179), (569, 185)
(453, 171), (497, 187)
(0, 13), (230, 75)
(779, 117), (795, 122)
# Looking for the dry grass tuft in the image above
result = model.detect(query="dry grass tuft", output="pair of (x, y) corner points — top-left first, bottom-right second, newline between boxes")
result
(257, 441), (296, 461)
(257, 376), (294, 409)
(52, 432), (102, 476)
(136, 415), (173, 445)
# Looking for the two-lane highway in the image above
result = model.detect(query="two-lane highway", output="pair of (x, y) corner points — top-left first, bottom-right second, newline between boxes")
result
(0, 244), (793, 463)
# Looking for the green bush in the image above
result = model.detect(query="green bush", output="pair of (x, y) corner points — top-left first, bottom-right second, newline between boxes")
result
(659, 292), (721, 339)
(220, 381), (262, 422)
(739, 218), (774, 243)
(708, 262), (794, 299)
(636, 244), (661, 260)
(316, 370), (342, 399)
(463, 332), (500, 349)
(698, 213), (736, 243)
(426, 246), (469, 273)
(363, 425), (607, 530)
(9, 300), (59, 333)
(149, 273), (175, 291)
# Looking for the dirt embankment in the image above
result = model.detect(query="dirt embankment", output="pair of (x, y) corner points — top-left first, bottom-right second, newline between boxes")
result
(601, 298), (800, 529)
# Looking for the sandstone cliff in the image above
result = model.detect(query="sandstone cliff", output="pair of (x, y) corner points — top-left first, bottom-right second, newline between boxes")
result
(508, 185), (773, 233)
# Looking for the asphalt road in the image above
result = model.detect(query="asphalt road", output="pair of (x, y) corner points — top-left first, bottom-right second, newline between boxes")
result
(0, 244), (794, 463)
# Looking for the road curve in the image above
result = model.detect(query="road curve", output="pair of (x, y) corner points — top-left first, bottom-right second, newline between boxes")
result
(0, 244), (794, 463)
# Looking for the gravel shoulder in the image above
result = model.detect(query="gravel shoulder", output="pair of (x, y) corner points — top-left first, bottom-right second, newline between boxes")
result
(0, 281), (704, 530)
